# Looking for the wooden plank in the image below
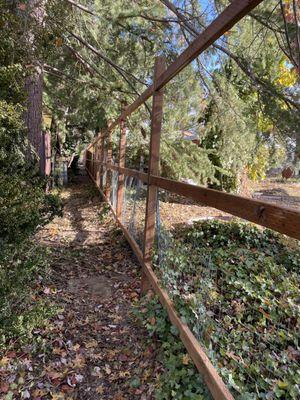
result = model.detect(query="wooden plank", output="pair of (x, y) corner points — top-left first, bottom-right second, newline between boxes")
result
(87, 0), (264, 150)
(101, 163), (300, 240)
(143, 56), (166, 262)
(95, 141), (100, 187)
(100, 133), (105, 190)
(149, 175), (300, 240)
(142, 261), (234, 400)
(106, 164), (148, 182)
(154, 0), (264, 91)
(117, 109), (127, 219)
(86, 167), (234, 400)
(105, 129), (112, 199)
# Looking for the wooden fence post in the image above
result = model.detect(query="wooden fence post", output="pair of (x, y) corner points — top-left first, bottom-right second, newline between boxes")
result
(142, 56), (166, 293)
(99, 131), (105, 191)
(117, 104), (127, 219)
(105, 128), (112, 199)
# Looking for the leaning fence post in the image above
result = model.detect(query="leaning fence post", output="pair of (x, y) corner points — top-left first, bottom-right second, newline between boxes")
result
(117, 103), (127, 219)
(105, 128), (112, 199)
(142, 56), (166, 292)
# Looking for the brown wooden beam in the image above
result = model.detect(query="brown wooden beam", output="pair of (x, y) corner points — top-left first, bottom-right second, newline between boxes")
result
(103, 163), (300, 240)
(105, 129), (112, 199)
(149, 175), (300, 240)
(87, 0), (264, 150)
(85, 167), (234, 400)
(143, 56), (166, 262)
(99, 132), (105, 191)
(117, 108), (127, 219)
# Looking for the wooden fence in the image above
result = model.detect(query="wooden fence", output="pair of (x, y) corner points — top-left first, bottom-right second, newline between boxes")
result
(85, 1), (300, 398)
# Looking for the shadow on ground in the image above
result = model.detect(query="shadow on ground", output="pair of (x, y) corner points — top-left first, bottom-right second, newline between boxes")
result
(32, 174), (161, 399)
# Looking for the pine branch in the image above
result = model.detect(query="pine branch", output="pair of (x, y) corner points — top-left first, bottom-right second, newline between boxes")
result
(65, 0), (97, 17)
(68, 31), (152, 115)
(159, 0), (299, 111)
(68, 31), (147, 86)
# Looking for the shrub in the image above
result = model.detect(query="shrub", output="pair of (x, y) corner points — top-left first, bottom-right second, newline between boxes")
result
(0, 240), (54, 348)
(0, 174), (62, 243)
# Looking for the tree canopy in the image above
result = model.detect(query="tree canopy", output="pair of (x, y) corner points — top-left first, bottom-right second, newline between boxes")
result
(0, 0), (299, 188)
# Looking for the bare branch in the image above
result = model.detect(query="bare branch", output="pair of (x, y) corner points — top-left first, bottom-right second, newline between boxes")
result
(159, 0), (299, 111)
(68, 31), (152, 115)
(279, 0), (298, 68)
(65, 0), (97, 17)
(69, 31), (147, 86)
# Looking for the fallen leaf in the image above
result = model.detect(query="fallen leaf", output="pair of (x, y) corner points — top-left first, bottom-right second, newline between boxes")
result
(0, 383), (9, 394)
(17, 3), (27, 10)
(104, 365), (111, 375)
(96, 385), (104, 394)
(182, 354), (190, 365)
(72, 354), (86, 368)
(0, 356), (10, 366)
(86, 339), (98, 348)
(51, 393), (65, 400)
(92, 366), (103, 378)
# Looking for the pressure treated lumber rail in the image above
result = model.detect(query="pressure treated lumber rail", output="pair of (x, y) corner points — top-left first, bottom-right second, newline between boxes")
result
(86, 167), (234, 400)
(89, 162), (300, 240)
(84, 0), (300, 398)
(87, 0), (264, 150)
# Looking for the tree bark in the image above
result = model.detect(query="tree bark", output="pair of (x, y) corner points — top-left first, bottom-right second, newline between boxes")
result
(25, 66), (43, 162)
(24, 0), (45, 170)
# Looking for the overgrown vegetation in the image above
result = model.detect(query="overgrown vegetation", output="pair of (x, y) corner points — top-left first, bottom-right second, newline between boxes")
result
(135, 295), (211, 400)
(152, 221), (300, 399)
(0, 1), (62, 350)
(0, 242), (57, 349)
(0, 184), (61, 349)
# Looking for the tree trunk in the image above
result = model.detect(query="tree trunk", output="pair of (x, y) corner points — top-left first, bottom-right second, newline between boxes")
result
(24, 0), (45, 171)
(25, 66), (43, 163)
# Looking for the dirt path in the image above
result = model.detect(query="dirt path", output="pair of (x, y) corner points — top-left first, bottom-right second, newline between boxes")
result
(16, 175), (160, 399)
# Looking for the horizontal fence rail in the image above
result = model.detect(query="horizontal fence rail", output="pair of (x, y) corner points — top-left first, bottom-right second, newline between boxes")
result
(87, 0), (264, 150)
(84, 0), (299, 399)
(88, 162), (300, 240)
(85, 165), (234, 400)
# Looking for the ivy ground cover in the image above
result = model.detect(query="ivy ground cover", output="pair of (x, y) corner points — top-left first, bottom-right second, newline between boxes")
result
(155, 221), (300, 399)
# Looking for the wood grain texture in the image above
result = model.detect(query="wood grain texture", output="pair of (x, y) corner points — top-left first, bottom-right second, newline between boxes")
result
(102, 164), (300, 240)
(149, 175), (300, 240)
(143, 57), (166, 262)
(87, 0), (264, 150)
(105, 130), (112, 198)
(85, 167), (234, 400)
(117, 115), (126, 219)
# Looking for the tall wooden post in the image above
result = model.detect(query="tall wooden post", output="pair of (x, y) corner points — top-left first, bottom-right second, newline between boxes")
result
(105, 129), (112, 199)
(100, 132), (105, 191)
(117, 105), (127, 219)
(141, 56), (166, 293)
(40, 130), (51, 177)
(95, 140), (100, 188)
